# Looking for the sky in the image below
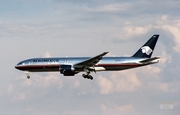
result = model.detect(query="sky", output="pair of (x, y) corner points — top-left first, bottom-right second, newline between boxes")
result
(0, 0), (180, 115)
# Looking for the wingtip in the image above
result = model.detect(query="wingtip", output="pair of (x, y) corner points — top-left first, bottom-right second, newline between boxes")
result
(153, 34), (160, 37)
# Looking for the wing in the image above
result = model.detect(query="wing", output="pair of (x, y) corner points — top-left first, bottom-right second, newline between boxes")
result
(74, 52), (108, 68)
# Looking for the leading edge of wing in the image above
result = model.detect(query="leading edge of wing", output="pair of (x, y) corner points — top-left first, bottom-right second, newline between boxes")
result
(74, 52), (109, 68)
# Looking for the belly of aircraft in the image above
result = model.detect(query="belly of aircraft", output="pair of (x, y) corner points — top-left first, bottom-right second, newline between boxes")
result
(16, 64), (60, 72)
(16, 63), (142, 72)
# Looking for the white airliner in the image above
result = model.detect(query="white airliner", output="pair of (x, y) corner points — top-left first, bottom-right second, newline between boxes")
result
(15, 35), (160, 80)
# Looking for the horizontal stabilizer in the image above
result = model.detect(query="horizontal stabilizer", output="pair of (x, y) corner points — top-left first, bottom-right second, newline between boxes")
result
(139, 57), (160, 64)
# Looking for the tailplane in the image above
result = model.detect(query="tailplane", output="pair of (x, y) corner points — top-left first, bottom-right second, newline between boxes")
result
(132, 35), (159, 58)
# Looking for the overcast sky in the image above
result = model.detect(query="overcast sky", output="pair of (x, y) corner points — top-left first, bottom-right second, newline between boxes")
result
(0, 0), (180, 115)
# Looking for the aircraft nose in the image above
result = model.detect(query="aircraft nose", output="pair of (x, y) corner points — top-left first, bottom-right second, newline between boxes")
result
(15, 65), (20, 70)
(15, 65), (25, 71)
(15, 61), (24, 70)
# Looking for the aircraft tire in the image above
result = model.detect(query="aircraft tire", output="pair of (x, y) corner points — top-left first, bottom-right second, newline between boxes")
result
(89, 75), (93, 80)
(27, 76), (30, 79)
(82, 74), (93, 80)
(82, 74), (87, 78)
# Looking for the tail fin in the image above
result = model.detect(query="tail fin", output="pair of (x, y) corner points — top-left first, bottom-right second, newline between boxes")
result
(132, 35), (159, 58)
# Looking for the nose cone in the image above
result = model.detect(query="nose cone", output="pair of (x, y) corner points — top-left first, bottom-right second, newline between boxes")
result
(15, 65), (21, 70)
(15, 64), (26, 71)
(15, 62), (24, 71)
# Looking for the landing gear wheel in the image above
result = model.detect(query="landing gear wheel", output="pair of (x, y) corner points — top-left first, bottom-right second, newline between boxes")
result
(90, 76), (93, 80)
(82, 74), (87, 78)
(82, 74), (93, 80)
(88, 75), (93, 80)
(27, 76), (30, 79)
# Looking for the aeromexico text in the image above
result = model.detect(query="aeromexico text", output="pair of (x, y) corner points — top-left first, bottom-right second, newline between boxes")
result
(33, 59), (60, 62)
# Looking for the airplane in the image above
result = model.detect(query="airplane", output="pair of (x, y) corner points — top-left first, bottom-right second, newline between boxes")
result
(15, 35), (160, 80)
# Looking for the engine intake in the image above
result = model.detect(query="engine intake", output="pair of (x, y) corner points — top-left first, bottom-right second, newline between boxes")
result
(60, 64), (75, 76)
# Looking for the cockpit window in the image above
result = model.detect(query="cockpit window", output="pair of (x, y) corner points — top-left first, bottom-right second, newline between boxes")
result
(17, 62), (22, 65)
(17, 62), (25, 65)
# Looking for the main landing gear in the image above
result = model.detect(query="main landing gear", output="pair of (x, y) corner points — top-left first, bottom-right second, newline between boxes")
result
(25, 71), (30, 79)
(82, 69), (93, 80)
(82, 74), (93, 80)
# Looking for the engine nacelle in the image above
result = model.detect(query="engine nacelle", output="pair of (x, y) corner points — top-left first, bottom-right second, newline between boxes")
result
(60, 64), (75, 76)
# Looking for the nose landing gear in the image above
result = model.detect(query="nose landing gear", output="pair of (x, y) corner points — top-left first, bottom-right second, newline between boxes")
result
(27, 75), (30, 79)
(25, 71), (30, 79)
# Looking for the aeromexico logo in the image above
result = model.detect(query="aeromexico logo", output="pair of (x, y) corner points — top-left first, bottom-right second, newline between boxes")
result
(141, 46), (152, 55)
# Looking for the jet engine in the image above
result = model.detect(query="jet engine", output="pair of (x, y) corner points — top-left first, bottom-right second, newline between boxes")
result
(60, 64), (76, 76)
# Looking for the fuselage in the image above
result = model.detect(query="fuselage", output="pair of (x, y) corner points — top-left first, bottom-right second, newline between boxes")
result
(15, 56), (156, 72)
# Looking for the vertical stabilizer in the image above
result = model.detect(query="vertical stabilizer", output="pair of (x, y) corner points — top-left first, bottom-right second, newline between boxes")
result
(132, 35), (159, 58)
